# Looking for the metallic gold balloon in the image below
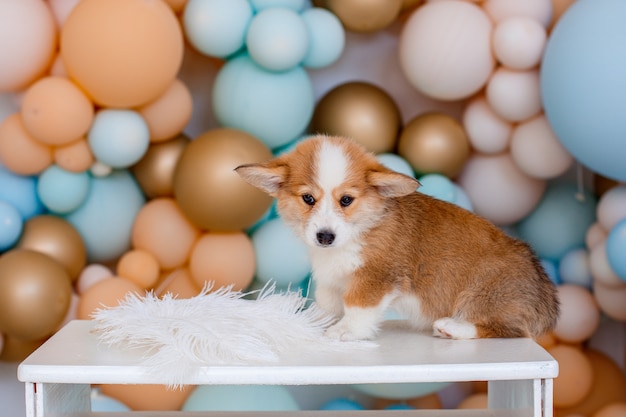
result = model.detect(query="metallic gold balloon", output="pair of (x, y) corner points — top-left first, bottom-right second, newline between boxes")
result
(310, 81), (402, 154)
(131, 133), (190, 198)
(326, 0), (404, 33)
(397, 112), (470, 178)
(17, 215), (87, 282)
(173, 128), (273, 231)
(0, 249), (72, 341)
(0, 334), (45, 362)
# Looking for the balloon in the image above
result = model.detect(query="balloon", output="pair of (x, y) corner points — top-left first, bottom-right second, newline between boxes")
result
(418, 174), (456, 203)
(0, 201), (23, 251)
(117, 249), (160, 290)
(549, 344), (594, 408)
(21, 76), (94, 146)
(398, 1), (494, 100)
(593, 281), (626, 321)
(249, 0), (306, 12)
(37, 165), (90, 214)
(0, 249), (72, 341)
(183, 0), (253, 58)
(188, 232), (256, 291)
(182, 385), (299, 411)
(516, 182), (597, 260)
(60, 0), (183, 107)
(325, 0), (403, 33)
(492, 17), (547, 70)
(100, 384), (193, 411)
(91, 391), (131, 412)
(606, 218), (626, 281)
(593, 403), (626, 417)
(352, 382), (449, 400)
(482, 0), (553, 27)
(156, 268), (200, 299)
(64, 170), (145, 263)
(53, 138), (94, 173)
(377, 153), (415, 177)
(76, 263), (113, 295)
(131, 198), (199, 270)
(589, 241), (624, 288)
(457, 393), (488, 409)
(131, 134), (190, 199)
(553, 285), (600, 343)
(541, 0), (626, 182)
(586, 222), (607, 250)
(77, 277), (142, 320)
(251, 217), (311, 288)
(457, 153), (546, 225)
(559, 248), (592, 288)
(18, 215), (87, 281)
(311, 81), (401, 154)
(300, 8), (345, 69)
(173, 128), (273, 231)
(397, 112), (470, 178)
(88, 109), (150, 169)
(596, 185), (626, 232)
(0, 0), (56, 91)
(0, 163), (45, 218)
(320, 398), (364, 411)
(462, 95), (512, 155)
(138, 79), (192, 143)
(486, 68), (542, 122)
(246, 8), (309, 71)
(0, 113), (53, 175)
(212, 53), (314, 149)
(0, 334), (45, 362)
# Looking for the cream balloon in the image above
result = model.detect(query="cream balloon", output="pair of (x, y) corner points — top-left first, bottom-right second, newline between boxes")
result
(492, 17), (547, 70)
(486, 67), (542, 122)
(589, 241), (624, 288)
(483, 0), (553, 27)
(553, 284), (600, 343)
(462, 95), (511, 154)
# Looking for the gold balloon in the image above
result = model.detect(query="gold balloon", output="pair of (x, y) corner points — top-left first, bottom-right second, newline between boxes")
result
(310, 81), (402, 154)
(326, 0), (404, 33)
(0, 334), (45, 362)
(173, 128), (273, 231)
(397, 112), (470, 178)
(0, 249), (72, 341)
(17, 215), (87, 282)
(131, 133), (190, 198)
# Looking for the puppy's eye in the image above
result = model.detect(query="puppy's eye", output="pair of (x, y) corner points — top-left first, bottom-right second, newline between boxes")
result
(302, 194), (316, 206)
(340, 195), (354, 207)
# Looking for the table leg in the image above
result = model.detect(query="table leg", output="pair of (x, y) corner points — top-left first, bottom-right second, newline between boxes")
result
(26, 383), (91, 417)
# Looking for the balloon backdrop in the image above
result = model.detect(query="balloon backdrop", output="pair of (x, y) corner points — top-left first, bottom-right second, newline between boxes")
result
(138, 79), (193, 143)
(0, 113), (53, 175)
(549, 343), (594, 408)
(325, 0), (403, 33)
(37, 165), (90, 214)
(0, 201), (22, 251)
(182, 385), (299, 411)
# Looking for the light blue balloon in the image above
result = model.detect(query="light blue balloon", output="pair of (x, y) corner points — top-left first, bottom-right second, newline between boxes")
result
(0, 164), (44, 219)
(212, 53), (315, 149)
(246, 8), (309, 71)
(301, 8), (345, 69)
(320, 398), (364, 411)
(377, 153), (415, 177)
(183, 385), (300, 411)
(88, 109), (150, 169)
(352, 382), (449, 400)
(541, 0), (626, 182)
(516, 183), (597, 261)
(64, 170), (145, 262)
(540, 259), (560, 286)
(91, 393), (130, 412)
(452, 184), (473, 212)
(559, 248), (592, 289)
(37, 165), (90, 214)
(0, 200), (23, 251)
(385, 403), (415, 410)
(418, 174), (456, 203)
(249, 0), (306, 12)
(183, 0), (253, 58)
(251, 217), (311, 288)
(606, 218), (626, 282)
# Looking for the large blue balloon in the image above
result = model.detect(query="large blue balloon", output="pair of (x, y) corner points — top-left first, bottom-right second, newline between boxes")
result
(541, 0), (626, 182)
(182, 385), (299, 411)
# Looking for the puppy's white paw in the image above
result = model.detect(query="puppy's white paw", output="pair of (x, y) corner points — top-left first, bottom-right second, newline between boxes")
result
(325, 320), (376, 341)
(433, 318), (478, 340)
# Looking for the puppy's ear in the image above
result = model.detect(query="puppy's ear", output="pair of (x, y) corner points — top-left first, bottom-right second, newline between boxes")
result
(368, 169), (420, 198)
(235, 162), (287, 196)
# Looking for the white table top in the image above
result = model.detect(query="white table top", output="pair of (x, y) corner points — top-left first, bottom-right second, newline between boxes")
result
(18, 320), (557, 386)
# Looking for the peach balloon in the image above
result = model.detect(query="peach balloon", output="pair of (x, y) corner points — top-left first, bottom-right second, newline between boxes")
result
(458, 152), (546, 225)
(100, 384), (193, 411)
(510, 115), (573, 179)
(593, 403), (626, 417)
(549, 344), (594, 408)
(457, 393), (488, 409)
(593, 281), (626, 322)
(49, 54), (68, 77)
(0, 113), (53, 175)
(597, 185), (626, 232)
(462, 95), (512, 154)
(53, 138), (94, 173)
(589, 242), (624, 288)
(483, 0), (553, 27)
(131, 198), (200, 270)
(553, 284), (600, 344)
(60, 0), (184, 107)
(162, 0), (188, 14)
(138, 79), (193, 143)
(117, 249), (160, 289)
(57, 292), (80, 330)
(21, 76), (94, 145)
(77, 277), (143, 320)
(0, 0), (57, 91)
(492, 17), (547, 70)
(585, 223), (607, 250)
(398, 0), (495, 100)
(486, 68), (542, 122)
(189, 232), (256, 291)
(156, 268), (200, 299)
(76, 264), (113, 295)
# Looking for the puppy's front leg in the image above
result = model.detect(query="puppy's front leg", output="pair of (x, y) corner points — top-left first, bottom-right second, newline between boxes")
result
(325, 291), (397, 341)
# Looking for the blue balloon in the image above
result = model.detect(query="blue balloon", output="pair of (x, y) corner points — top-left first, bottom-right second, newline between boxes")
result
(516, 182), (597, 261)
(0, 164), (45, 219)
(385, 403), (415, 410)
(37, 165), (90, 214)
(541, 0), (626, 182)
(249, 0), (306, 12)
(452, 184), (473, 212)
(377, 153), (415, 178)
(418, 174), (456, 203)
(606, 218), (626, 282)
(0, 200), (23, 251)
(91, 392), (130, 412)
(64, 170), (145, 262)
(540, 258), (560, 286)
(320, 398), (364, 411)
(212, 53), (315, 149)
(183, 385), (299, 411)
(300, 7), (345, 69)
(352, 382), (449, 400)
(559, 248), (593, 288)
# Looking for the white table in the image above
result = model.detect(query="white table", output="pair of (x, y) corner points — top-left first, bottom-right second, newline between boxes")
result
(18, 320), (558, 417)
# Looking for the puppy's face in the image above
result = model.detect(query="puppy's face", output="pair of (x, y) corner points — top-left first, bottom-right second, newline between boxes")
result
(236, 136), (419, 249)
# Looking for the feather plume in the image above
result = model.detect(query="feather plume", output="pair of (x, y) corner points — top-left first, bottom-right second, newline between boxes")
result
(92, 283), (373, 388)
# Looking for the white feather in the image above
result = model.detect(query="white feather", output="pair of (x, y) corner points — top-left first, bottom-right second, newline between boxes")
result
(92, 283), (373, 388)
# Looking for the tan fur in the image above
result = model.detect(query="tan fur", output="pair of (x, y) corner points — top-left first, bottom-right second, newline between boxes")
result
(236, 135), (560, 340)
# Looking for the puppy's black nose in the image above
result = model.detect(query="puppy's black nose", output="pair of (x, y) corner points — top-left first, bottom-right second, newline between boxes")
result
(316, 230), (335, 246)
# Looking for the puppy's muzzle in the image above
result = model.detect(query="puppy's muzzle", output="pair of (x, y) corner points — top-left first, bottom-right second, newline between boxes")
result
(316, 229), (335, 247)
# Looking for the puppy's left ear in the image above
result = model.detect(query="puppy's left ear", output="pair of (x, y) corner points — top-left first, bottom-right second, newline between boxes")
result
(235, 162), (287, 196)
(368, 169), (420, 198)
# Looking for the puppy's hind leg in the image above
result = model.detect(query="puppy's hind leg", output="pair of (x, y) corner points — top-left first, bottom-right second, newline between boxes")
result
(433, 317), (478, 340)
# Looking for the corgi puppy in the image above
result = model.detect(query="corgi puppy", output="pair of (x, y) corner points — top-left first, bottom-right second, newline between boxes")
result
(235, 135), (559, 341)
